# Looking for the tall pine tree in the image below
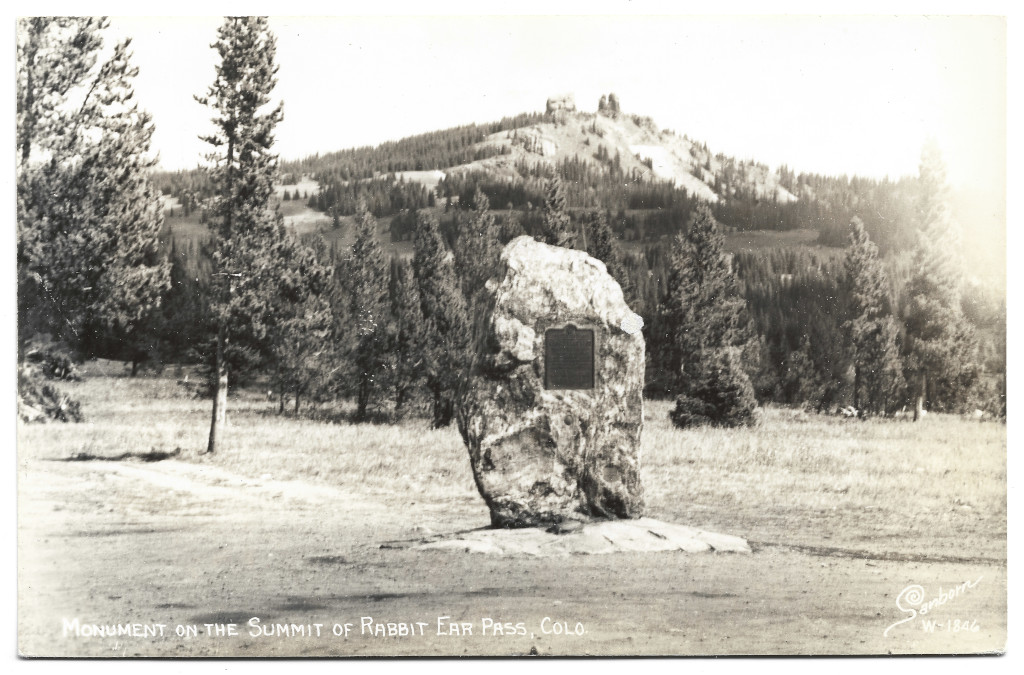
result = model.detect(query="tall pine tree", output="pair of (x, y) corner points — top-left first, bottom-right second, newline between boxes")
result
(844, 217), (905, 416)
(587, 209), (632, 305)
(413, 212), (471, 428)
(455, 188), (501, 300)
(17, 18), (168, 361)
(903, 144), (979, 419)
(267, 238), (334, 414)
(537, 177), (576, 248)
(390, 259), (424, 418)
(664, 205), (757, 427)
(197, 17), (284, 453)
(454, 188), (501, 346)
(349, 201), (390, 421)
(17, 18), (103, 167)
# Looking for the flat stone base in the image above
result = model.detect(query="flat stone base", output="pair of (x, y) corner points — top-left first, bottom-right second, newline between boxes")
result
(404, 518), (750, 557)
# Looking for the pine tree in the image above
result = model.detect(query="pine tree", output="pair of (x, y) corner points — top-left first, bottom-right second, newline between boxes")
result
(455, 188), (500, 299)
(782, 335), (820, 408)
(903, 144), (979, 419)
(349, 201), (390, 421)
(670, 348), (758, 428)
(160, 239), (210, 362)
(537, 177), (576, 248)
(588, 209), (614, 263)
(390, 259), (424, 418)
(587, 209), (632, 304)
(267, 238), (334, 414)
(413, 211), (471, 428)
(664, 205), (757, 427)
(17, 18), (103, 167)
(844, 217), (905, 416)
(17, 18), (169, 360)
(197, 17), (285, 453)
(454, 188), (501, 345)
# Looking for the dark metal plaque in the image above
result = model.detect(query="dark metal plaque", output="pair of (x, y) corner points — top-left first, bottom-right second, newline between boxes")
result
(544, 325), (595, 390)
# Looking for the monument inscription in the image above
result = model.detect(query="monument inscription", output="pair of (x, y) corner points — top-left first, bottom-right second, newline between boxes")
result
(544, 325), (594, 390)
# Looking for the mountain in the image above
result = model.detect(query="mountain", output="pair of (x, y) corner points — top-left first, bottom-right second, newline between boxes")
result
(444, 104), (797, 205)
(146, 95), (1004, 414)
(153, 94), (1003, 291)
(290, 96), (801, 216)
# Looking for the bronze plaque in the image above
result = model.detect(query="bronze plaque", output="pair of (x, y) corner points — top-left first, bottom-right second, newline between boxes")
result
(544, 325), (595, 390)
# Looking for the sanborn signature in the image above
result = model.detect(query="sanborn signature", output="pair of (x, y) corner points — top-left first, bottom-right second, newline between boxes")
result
(883, 576), (983, 637)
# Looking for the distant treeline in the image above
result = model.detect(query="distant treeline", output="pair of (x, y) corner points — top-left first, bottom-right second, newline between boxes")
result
(140, 212), (1003, 418)
(138, 112), (1002, 418)
(287, 111), (547, 178)
(307, 175), (435, 218)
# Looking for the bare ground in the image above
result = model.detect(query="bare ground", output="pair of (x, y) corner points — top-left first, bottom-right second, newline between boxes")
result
(18, 443), (1006, 657)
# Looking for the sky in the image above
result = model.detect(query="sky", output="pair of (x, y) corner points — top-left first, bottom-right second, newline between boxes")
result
(99, 12), (1007, 195)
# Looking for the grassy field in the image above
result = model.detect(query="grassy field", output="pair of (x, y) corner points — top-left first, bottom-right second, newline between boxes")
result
(20, 366), (1006, 560)
(17, 366), (1007, 656)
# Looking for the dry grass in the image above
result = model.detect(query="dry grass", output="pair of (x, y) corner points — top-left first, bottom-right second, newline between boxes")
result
(641, 400), (1006, 560)
(17, 369), (1005, 562)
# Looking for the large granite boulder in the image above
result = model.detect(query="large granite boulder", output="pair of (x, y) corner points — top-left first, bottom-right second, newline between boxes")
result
(458, 236), (645, 528)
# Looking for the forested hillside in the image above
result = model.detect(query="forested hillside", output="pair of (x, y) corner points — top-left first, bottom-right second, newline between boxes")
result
(135, 97), (1009, 419)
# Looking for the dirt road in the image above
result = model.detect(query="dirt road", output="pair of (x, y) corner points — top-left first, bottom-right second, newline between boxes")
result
(18, 453), (1006, 657)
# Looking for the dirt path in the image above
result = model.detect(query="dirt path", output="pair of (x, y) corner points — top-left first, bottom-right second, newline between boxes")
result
(18, 454), (1007, 657)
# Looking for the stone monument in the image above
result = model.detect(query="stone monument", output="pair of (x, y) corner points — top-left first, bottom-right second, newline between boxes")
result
(458, 236), (646, 528)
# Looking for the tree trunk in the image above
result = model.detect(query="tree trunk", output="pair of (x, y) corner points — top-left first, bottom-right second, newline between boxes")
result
(207, 327), (228, 453)
(356, 377), (369, 422)
(208, 129), (234, 453)
(431, 387), (453, 428)
(394, 385), (407, 420)
(913, 371), (926, 422)
(431, 387), (442, 428)
(853, 365), (860, 414)
(295, 392), (300, 414)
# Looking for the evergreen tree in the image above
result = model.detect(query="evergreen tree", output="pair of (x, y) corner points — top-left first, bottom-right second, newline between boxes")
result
(413, 212), (471, 428)
(454, 188), (502, 344)
(844, 217), (905, 416)
(17, 18), (169, 360)
(903, 145), (979, 419)
(160, 239), (211, 362)
(349, 201), (390, 421)
(664, 205), (757, 427)
(390, 259), (424, 418)
(268, 239), (334, 414)
(782, 335), (820, 408)
(671, 348), (758, 428)
(587, 209), (633, 305)
(537, 177), (576, 248)
(197, 16), (285, 453)
(17, 18), (103, 166)
(455, 188), (501, 299)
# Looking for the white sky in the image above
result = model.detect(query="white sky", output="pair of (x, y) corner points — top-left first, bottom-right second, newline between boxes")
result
(98, 11), (1006, 195)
